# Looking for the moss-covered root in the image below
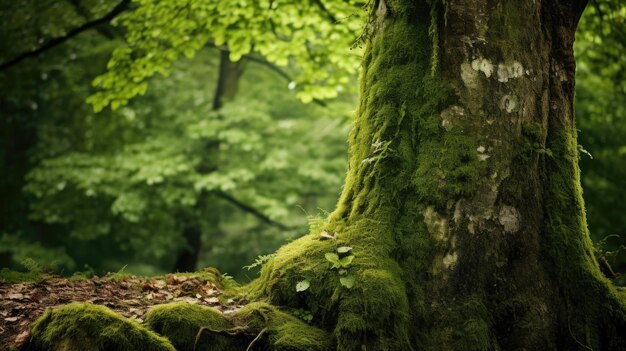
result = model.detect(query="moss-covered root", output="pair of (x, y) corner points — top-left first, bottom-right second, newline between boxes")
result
(144, 303), (249, 351)
(145, 302), (333, 351)
(21, 303), (175, 351)
(234, 302), (333, 351)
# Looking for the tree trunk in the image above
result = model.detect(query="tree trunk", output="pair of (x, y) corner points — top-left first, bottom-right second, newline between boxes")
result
(250, 0), (626, 349)
(173, 225), (202, 272)
(172, 51), (246, 272)
(23, 1), (626, 350)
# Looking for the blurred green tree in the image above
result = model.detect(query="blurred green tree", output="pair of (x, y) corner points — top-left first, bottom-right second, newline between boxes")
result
(575, 0), (626, 277)
(1, 0), (359, 276)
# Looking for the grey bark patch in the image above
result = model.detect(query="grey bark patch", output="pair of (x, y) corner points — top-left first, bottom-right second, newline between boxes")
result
(499, 205), (520, 233)
(440, 105), (466, 131)
(443, 252), (458, 269)
(497, 61), (524, 82)
(499, 94), (518, 113)
(423, 206), (448, 241)
(461, 62), (480, 89)
(471, 58), (494, 78)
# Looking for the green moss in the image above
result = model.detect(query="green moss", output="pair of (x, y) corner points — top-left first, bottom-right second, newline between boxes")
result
(542, 124), (626, 350)
(145, 303), (246, 351)
(246, 2), (443, 349)
(234, 302), (332, 351)
(0, 268), (45, 284)
(23, 303), (175, 351)
(430, 297), (495, 351)
(144, 301), (332, 351)
(246, 219), (413, 349)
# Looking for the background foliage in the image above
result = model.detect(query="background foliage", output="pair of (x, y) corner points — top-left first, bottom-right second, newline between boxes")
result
(0, 0), (625, 281)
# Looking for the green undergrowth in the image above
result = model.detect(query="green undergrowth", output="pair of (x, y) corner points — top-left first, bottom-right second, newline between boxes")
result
(0, 268), (47, 284)
(22, 303), (175, 351)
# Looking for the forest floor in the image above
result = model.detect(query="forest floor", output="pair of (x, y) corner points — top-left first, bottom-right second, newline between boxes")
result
(0, 269), (237, 350)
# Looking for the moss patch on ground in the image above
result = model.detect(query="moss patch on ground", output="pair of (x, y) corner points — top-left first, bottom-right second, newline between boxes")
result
(22, 303), (175, 351)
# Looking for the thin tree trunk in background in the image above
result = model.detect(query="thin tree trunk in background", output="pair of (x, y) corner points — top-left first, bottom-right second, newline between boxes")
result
(172, 50), (247, 272)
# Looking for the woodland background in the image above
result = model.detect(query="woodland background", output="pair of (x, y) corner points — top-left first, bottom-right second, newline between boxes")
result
(0, 0), (625, 284)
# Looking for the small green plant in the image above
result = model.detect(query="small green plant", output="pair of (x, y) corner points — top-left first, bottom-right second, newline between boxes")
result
(299, 207), (330, 234)
(593, 234), (625, 280)
(106, 264), (133, 280)
(243, 254), (276, 270)
(219, 272), (237, 288)
(20, 257), (43, 273)
(324, 252), (354, 269)
(292, 308), (314, 323)
(324, 246), (356, 289)
(71, 264), (96, 280)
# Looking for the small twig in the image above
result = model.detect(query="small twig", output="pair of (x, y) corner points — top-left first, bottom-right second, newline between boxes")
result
(193, 326), (251, 351)
(246, 327), (268, 351)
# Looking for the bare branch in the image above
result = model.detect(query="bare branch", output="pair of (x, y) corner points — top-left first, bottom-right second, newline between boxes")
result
(245, 55), (329, 107)
(216, 191), (292, 230)
(0, 0), (131, 71)
(207, 43), (329, 107)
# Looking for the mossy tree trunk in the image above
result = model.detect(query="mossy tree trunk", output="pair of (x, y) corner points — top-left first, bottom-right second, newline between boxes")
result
(251, 0), (626, 350)
(24, 1), (626, 350)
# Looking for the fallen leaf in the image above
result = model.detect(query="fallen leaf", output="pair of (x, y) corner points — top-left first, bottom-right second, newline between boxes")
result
(319, 231), (336, 240)
(15, 330), (29, 344)
(205, 297), (219, 304)
(296, 280), (310, 292)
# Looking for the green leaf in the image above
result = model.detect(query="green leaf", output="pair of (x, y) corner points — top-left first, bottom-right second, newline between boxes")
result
(296, 279), (310, 292)
(337, 246), (352, 254)
(338, 269), (347, 275)
(339, 275), (355, 289)
(339, 255), (355, 267)
(324, 252), (341, 269)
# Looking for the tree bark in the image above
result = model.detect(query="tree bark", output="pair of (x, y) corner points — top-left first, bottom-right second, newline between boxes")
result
(249, 0), (626, 349)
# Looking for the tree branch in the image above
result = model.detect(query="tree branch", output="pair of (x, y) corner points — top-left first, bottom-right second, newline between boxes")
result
(206, 43), (328, 107)
(216, 191), (292, 230)
(312, 0), (338, 23)
(0, 0), (131, 71)
(67, 0), (119, 39)
(244, 55), (328, 107)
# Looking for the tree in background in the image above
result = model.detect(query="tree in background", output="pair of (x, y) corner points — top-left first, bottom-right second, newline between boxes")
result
(0, 0), (358, 276)
(575, 0), (626, 279)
